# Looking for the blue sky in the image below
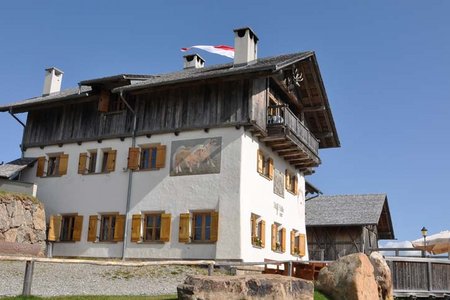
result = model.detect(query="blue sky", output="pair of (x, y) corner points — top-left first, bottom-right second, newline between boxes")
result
(1, 1), (449, 244)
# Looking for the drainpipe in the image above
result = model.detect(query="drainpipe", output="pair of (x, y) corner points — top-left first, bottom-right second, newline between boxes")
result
(8, 109), (26, 158)
(119, 91), (137, 260)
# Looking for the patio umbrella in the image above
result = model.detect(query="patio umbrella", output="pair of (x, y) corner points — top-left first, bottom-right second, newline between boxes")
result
(412, 230), (450, 255)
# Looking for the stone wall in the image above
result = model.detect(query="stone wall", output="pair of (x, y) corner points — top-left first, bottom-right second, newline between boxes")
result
(0, 191), (46, 256)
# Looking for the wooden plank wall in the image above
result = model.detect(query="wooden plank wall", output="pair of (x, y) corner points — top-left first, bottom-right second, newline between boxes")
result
(23, 79), (252, 147)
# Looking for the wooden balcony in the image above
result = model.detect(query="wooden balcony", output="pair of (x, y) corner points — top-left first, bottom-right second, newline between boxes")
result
(261, 105), (320, 172)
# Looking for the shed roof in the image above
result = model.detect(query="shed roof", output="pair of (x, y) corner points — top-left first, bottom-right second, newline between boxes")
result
(305, 194), (395, 239)
(0, 158), (37, 179)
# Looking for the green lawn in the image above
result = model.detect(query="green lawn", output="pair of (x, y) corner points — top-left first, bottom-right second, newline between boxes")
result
(314, 290), (331, 300)
(0, 296), (177, 300)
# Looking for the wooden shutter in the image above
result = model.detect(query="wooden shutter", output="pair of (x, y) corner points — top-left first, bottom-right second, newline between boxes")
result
(294, 175), (299, 195)
(106, 150), (117, 172)
(72, 215), (84, 241)
(251, 215), (256, 243)
(131, 214), (142, 242)
(179, 213), (190, 243)
(267, 158), (274, 180)
(58, 154), (69, 176)
(260, 220), (266, 248)
(98, 89), (110, 112)
(210, 211), (219, 242)
(257, 150), (263, 174)
(271, 224), (277, 251)
(285, 170), (290, 190)
(155, 145), (166, 168)
(36, 156), (46, 177)
(281, 228), (286, 253)
(160, 213), (171, 242)
(290, 230), (296, 255)
(48, 215), (62, 242)
(299, 233), (306, 257)
(128, 148), (140, 170)
(113, 214), (125, 242)
(87, 215), (98, 242)
(78, 153), (87, 174)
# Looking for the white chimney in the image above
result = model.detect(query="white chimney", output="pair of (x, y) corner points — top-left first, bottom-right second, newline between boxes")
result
(233, 27), (258, 66)
(183, 54), (205, 69)
(43, 67), (64, 96)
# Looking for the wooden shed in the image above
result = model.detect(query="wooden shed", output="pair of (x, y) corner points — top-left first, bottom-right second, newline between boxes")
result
(305, 194), (395, 261)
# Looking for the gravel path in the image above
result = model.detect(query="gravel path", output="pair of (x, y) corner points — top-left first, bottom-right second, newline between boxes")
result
(0, 261), (209, 296)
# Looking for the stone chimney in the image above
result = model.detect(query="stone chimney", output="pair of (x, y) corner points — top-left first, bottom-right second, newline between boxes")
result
(183, 54), (205, 69)
(233, 27), (258, 66)
(43, 67), (64, 96)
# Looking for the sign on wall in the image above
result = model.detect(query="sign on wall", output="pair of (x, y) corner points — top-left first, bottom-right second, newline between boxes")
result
(273, 169), (284, 197)
(170, 137), (222, 176)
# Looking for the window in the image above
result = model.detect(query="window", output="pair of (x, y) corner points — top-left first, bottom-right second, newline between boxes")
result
(88, 151), (97, 173)
(178, 211), (219, 243)
(285, 170), (298, 195)
(78, 150), (114, 174)
(47, 214), (83, 242)
(251, 214), (265, 248)
(127, 144), (166, 171)
(290, 232), (306, 257)
(36, 153), (69, 177)
(87, 213), (125, 242)
(98, 90), (126, 113)
(257, 150), (274, 179)
(130, 213), (171, 243)
(271, 223), (286, 252)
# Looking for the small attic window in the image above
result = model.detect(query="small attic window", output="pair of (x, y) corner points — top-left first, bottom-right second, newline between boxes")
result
(98, 90), (125, 113)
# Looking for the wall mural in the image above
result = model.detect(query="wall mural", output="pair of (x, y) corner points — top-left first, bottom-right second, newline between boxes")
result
(170, 137), (222, 176)
(273, 169), (285, 197)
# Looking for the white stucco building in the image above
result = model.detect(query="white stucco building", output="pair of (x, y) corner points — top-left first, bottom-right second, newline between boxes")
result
(0, 28), (340, 262)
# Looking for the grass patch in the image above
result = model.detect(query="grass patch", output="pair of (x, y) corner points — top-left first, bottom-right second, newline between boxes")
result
(0, 296), (177, 300)
(314, 290), (331, 300)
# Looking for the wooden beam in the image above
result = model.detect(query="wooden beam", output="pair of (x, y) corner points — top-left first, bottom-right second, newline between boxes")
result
(275, 147), (298, 153)
(260, 135), (286, 142)
(303, 106), (325, 113)
(270, 77), (302, 111)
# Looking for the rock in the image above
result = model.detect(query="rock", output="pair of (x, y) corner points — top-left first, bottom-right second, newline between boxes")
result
(10, 202), (26, 227)
(3, 228), (18, 242)
(369, 252), (394, 300)
(177, 274), (313, 300)
(32, 207), (46, 230)
(316, 253), (379, 300)
(0, 204), (10, 230)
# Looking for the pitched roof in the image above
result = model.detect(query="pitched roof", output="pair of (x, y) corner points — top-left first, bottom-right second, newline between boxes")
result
(113, 52), (314, 93)
(305, 194), (395, 239)
(0, 158), (37, 179)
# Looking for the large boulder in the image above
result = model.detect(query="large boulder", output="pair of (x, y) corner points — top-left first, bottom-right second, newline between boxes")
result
(369, 252), (394, 300)
(316, 253), (379, 300)
(177, 274), (313, 300)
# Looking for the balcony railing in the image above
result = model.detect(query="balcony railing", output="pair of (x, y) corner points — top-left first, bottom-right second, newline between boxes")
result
(267, 105), (319, 154)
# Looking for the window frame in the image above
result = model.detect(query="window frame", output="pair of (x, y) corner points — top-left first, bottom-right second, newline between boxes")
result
(59, 214), (76, 242)
(191, 211), (213, 243)
(251, 214), (264, 248)
(99, 214), (117, 242)
(139, 146), (159, 170)
(257, 150), (273, 180)
(143, 213), (162, 242)
(87, 150), (98, 174)
(285, 169), (298, 195)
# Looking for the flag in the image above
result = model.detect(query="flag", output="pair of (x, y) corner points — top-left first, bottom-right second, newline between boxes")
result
(181, 45), (234, 59)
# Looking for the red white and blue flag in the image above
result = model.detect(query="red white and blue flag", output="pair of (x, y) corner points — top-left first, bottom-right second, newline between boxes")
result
(181, 45), (235, 59)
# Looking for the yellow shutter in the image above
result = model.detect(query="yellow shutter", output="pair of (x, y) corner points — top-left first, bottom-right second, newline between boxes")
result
(271, 224), (277, 251)
(58, 154), (69, 176)
(87, 215), (98, 242)
(131, 214), (142, 242)
(179, 213), (190, 243)
(285, 170), (290, 190)
(36, 156), (46, 177)
(260, 220), (266, 248)
(299, 233), (306, 257)
(128, 148), (140, 170)
(290, 230), (296, 255)
(160, 213), (171, 242)
(210, 211), (219, 242)
(72, 215), (84, 242)
(98, 89), (110, 112)
(281, 228), (286, 253)
(155, 145), (166, 168)
(106, 150), (117, 172)
(257, 150), (263, 174)
(113, 214), (125, 242)
(267, 158), (274, 180)
(78, 153), (87, 174)
(48, 215), (62, 242)
(251, 215), (256, 243)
